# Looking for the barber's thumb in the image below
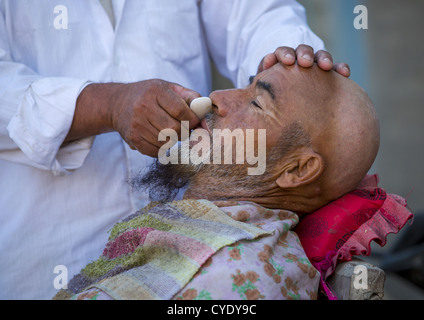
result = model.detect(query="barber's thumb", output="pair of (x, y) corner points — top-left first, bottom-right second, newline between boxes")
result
(169, 83), (201, 105)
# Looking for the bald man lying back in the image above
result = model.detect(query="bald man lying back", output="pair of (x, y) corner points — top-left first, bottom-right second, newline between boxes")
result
(56, 64), (379, 300)
(139, 62), (380, 216)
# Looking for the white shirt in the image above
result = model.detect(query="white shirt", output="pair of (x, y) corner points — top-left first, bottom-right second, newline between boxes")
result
(0, 0), (324, 299)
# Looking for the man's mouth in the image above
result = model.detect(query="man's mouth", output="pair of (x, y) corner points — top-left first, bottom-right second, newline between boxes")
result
(200, 118), (212, 135)
(189, 114), (213, 149)
(193, 113), (213, 135)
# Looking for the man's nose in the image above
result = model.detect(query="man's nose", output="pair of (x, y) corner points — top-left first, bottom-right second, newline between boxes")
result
(209, 89), (242, 117)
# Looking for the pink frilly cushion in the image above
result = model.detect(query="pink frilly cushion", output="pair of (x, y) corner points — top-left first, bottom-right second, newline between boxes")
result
(294, 174), (413, 299)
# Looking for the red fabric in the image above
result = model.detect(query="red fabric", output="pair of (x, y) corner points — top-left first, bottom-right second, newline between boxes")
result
(295, 174), (413, 299)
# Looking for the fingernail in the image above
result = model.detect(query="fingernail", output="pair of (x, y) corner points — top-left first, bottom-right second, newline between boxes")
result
(323, 57), (331, 63)
(302, 54), (313, 62)
(284, 53), (294, 59)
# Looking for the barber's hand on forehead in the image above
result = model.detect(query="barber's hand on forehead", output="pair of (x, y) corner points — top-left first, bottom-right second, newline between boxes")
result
(113, 79), (200, 157)
(257, 44), (351, 77)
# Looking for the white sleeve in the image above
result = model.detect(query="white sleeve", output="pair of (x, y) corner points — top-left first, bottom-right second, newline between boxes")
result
(0, 12), (94, 176)
(200, 0), (326, 88)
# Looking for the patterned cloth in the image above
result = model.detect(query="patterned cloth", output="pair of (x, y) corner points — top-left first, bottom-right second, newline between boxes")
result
(57, 200), (320, 300)
(174, 201), (319, 300)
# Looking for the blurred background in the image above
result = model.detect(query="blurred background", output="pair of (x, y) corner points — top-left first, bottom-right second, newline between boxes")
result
(211, 0), (424, 299)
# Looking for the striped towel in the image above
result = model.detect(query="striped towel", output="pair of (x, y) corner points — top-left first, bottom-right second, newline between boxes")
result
(54, 199), (270, 300)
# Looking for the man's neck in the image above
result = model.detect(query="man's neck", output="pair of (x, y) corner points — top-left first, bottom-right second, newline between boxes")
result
(183, 182), (327, 217)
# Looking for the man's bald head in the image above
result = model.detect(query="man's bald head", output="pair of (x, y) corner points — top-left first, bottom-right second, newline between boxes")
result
(313, 68), (379, 200)
(268, 63), (380, 210)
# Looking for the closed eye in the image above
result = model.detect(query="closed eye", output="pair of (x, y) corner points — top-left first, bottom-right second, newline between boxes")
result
(251, 100), (262, 109)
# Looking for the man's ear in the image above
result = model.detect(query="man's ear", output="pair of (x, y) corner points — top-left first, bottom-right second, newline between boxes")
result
(275, 150), (324, 189)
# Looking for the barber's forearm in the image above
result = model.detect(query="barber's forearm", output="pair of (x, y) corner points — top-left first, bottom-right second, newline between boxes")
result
(65, 83), (122, 142)
(65, 79), (200, 157)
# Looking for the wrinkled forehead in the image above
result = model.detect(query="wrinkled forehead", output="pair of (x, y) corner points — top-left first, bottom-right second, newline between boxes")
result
(255, 63), (291, 83)
(270, 64), (344, 106)
(251, 64), (313, 105)
(258, 64), (347, 126)
(247, 64), (292, 102)
(252, 63), (310, 100)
